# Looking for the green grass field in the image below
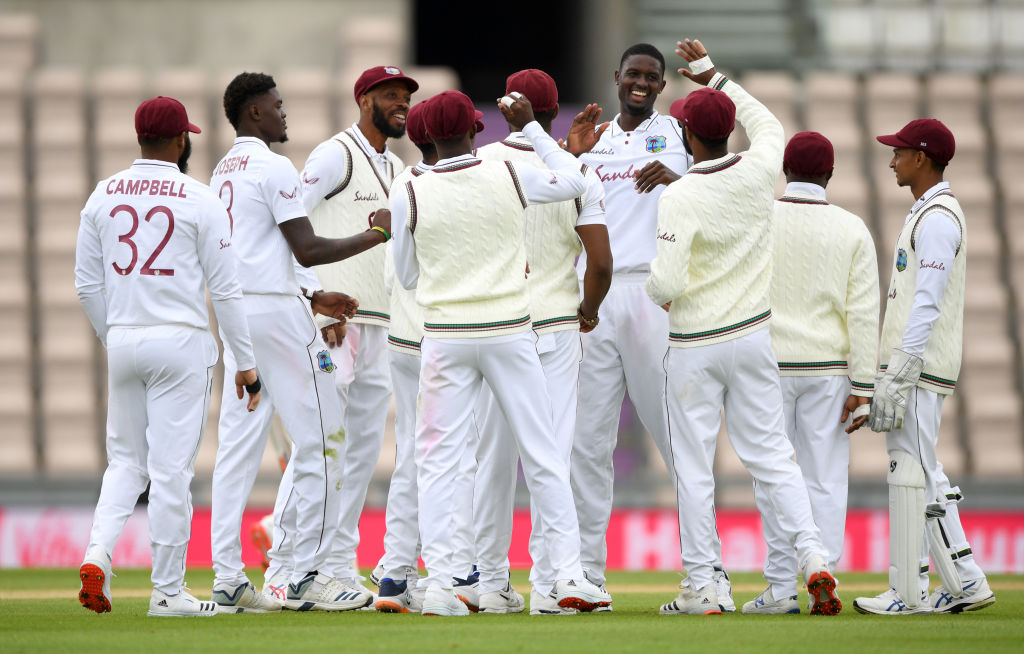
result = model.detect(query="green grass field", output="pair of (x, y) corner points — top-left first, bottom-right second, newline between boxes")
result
(2, 569), (1022, 653)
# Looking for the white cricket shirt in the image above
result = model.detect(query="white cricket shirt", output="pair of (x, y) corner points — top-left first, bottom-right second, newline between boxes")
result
(75, 159), (255, 369)
(578, 110), (691, 277)
(210, 137), (307, 296)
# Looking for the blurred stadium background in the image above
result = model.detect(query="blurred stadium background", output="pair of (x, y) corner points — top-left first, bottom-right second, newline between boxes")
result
(0, 0), (1021, 571)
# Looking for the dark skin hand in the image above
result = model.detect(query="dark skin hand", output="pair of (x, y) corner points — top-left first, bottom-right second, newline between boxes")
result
(234, 368), (261, 412)
(564, 103), (611, 156)
(309, 291), (358, 323)
(842, 395), (870, 434)
(320, 321), (348, 348)
(498, 92), (537, 131)
(634, 160), (680, 193)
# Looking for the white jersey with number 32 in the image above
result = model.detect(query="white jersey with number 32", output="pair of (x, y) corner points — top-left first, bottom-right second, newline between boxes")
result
(210, 137), (307, 295)
(76, 159), (242, 331)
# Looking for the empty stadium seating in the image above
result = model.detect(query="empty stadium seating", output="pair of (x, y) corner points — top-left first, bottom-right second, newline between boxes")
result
(1, 6), (1022, 510)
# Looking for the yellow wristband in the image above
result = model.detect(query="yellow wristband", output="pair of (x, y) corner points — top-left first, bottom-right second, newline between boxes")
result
(370, 225), (390, 241)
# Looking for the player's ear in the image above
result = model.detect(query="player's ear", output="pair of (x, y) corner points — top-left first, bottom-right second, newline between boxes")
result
(248, 100), (261, 123)
(552, 104), (560, 120)
(657, 78), (667, 94)
(614, 70), (621, 85)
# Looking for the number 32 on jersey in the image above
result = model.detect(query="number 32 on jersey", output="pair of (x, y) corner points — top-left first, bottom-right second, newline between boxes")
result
(109, 203), (175, 277)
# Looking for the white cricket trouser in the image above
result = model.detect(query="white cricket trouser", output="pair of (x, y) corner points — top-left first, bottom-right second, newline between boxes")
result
(417, 331), (584, 590)
(665, 328), (826, 590)
(756, 375), (851, 598)
(324, 323), (392, 578)
(886, 387), (985, 588)
(475, 329), (581, 595)
(87, 325), (217, 594)
(216, 296), (343, 585)
(572, 275), (724, 585)
(210, 343), (275, 585)
(377, 348), (422, 579)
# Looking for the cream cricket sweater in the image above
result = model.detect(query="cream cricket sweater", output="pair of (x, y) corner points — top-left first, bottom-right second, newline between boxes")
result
(385, 163), (429, 353)
(879, 189), (966, 394)
(306, 128), (403, 326)
(769, 183), (880, 396)
(476, 134), (595, 334)
(647, 73), (784, 347)
(405, 158), (533, 338)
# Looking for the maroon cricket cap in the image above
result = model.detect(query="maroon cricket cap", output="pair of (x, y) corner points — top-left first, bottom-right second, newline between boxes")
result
(135, 96), (201, 139)
(423, 91), (482, 141)
(876, 118), (956, 166)
(406, 101), (430, 146)
(671, 87), (735, 140)
(505, 69), (558, 112)
(353, 65), (419, 102)
(784, 131), (835, 176)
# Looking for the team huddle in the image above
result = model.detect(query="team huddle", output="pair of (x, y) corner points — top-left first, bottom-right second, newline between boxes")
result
(73, 38), (995, 618)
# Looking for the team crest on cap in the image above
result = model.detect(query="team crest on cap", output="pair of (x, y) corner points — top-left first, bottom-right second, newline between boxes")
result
(384, 66), (401, 75)
(317, 350), (336, 373)
(646, 135), (667, 153)
(896, 248), (908, 272)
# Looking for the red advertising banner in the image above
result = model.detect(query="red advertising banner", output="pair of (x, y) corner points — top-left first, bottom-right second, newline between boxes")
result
(3, 506), (1023, 573)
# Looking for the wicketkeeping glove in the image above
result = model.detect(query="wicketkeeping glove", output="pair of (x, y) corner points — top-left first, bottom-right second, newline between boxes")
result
(868, 348), (925, 432)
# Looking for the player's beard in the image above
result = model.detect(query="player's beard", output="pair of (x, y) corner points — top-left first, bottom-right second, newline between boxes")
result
(178, 135), (192, 174)
(372, 99), (406, 139)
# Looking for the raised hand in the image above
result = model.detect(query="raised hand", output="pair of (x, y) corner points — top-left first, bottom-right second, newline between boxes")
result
(498, 92), (536, 132)
(565, 103), (611, 156)
(675, 38), (716, 86)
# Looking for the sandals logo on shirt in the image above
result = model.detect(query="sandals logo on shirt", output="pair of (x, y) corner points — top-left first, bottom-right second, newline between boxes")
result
(646, 135), (667, 153)
(896, 248), (908, 272)
(317, 350), (336, 373)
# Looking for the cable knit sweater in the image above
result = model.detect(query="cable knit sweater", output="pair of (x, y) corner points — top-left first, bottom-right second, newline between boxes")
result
(647, 73), (784, 347)
(769, 183), (879, 396)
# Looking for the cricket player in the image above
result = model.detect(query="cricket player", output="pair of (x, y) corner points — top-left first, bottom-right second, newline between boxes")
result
(208, 72), (391, 613)
(567, 43), (734, 611)
(297, 66), (418, 599)
(743, 131), (879, 614)
(76, 96), (260, 617)
(391, 90), (612, 616)
(649, 39), (839, 616)
(853, 118), (995, 615)
(474, 69), (612, 616)
(372, 98), (435, 614)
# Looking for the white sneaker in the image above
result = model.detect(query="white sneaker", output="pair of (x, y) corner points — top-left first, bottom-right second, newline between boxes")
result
(478, 583), (525, 614)
(529, 589), (576, 615)
(741, 586), (800, 614)
(409, 585), (426, 613)
(79, 545), (112, 614)
(422, 586), (470, 616)
(660, 582), (721, 615)
(853, 588), (932, 615)
(148, 589), (219, 617)
(582, 570), (612, 612)
(212, 580), (282, 613)
(928, 578), (996, 614)
(454, 577), (480, 612)
(551, 578), (612, 612)
(713, 568), (735, 612)
(370, 563), (386, 588)
(284, 573), (373, 611)
(802, 553), (842, 615)
(261, 570), (289, 602)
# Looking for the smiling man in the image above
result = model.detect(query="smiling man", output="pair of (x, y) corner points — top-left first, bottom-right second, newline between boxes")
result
(568, 43), (734, 612)
(208, 71), (391, 613)
(296, 65), (418, 602)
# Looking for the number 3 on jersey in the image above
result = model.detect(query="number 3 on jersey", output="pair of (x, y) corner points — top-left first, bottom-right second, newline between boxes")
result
(109, 204), (175, 276)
